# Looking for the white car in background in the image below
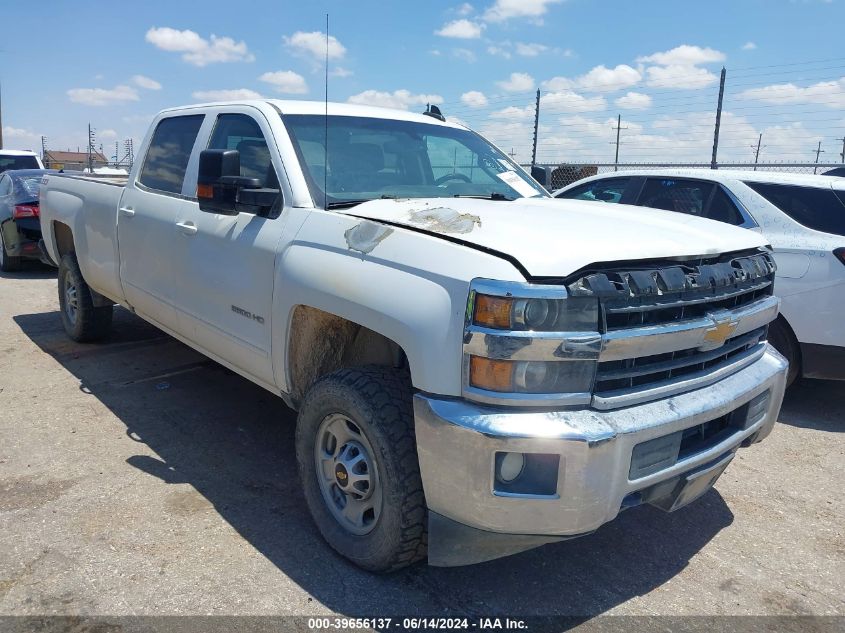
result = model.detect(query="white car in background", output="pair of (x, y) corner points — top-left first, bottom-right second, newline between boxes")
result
(0, 150), (44, 174)
(555, 170), (845, 385)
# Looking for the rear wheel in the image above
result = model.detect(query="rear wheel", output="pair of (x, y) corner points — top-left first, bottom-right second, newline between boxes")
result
(0, 233), (22, 272)
(295, 366), (427, 572)
(768, 316), (800, 387)
(57, 253), (113, 342)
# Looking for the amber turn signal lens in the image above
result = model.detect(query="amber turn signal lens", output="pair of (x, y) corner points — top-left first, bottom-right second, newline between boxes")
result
(474, 294), (513, 329)
(469, 356), (514, 392)
(197, 183), (213, 199)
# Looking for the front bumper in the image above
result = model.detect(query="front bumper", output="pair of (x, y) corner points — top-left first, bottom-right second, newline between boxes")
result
(415, 345), (788, 565)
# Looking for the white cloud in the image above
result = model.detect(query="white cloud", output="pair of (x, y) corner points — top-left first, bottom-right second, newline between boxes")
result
(329, 67), (353, 78)
(453, 48), (477, 63)
(515, 42), (548, 56)
(347, 89), (443, 110)
(496, 72), (535, 92)
(456, 3), (474, 15)
(542, 90), (607, 113)
(737, 77), (845, 108)
(615, 91), (652, 109)
(98, 129), (118, 141)
(259, 70), (308, 94)
(67, 85), (139, 106)
(742, 42), (757, 50)
(637, 45), (726, 66)
(284, 31), (346, 61)
(145, 27), (254, 66)
(483, 0), (563, 23)
(2, 126), (39, 140)
(132, 75), (162, 90)
(490, 105), (534, 120)
(191, 88), (263, 101)
(542, 64), (641, 93)
(487, 44), (511, 59)
(435, 19), (484, 39)
(461, 90), (489, 108)
(644, 65), (718, 89)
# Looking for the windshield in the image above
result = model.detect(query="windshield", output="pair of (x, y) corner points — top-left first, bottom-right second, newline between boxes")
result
(282, 114), (547, 207)
(0, 155), (39, 174)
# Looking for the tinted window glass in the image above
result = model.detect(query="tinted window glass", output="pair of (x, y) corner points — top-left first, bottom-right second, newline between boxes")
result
(207, 114), (279, 189)
(0, 155), (39, 173)
(0, 175), (11, 196)
(746, 182), (845, 236)
(557, 178), (629, 203)
(639, 178), (714, 217)
(706, 186), (744, 225)
(139, 115), (204, 194)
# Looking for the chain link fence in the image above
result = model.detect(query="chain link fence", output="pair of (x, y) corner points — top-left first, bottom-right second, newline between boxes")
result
(524, 163), (845, 191)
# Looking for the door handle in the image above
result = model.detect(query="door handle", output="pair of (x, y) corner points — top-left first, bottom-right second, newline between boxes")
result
(119, 207), (135, 217)
(176, 221), (198, 236)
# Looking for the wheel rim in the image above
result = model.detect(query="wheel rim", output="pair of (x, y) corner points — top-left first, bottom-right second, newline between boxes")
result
(314, 413), (382, 535)
(64, 275), (79, 325)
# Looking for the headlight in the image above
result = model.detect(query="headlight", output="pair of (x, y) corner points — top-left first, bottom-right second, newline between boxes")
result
(464, 280), (601, 407)
(473, 294), (597, 331)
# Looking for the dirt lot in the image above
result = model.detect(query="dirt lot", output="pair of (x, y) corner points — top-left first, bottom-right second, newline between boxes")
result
(0, 263), (843, 618)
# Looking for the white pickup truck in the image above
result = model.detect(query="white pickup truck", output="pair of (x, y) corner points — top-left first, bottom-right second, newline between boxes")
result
(38, 100), (788, 571)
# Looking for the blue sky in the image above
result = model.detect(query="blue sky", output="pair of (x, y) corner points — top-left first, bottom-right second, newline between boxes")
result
(2, 0), (843, 164)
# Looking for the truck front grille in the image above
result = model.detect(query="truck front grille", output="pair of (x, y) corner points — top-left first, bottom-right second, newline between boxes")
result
(566, 249), (777, 408)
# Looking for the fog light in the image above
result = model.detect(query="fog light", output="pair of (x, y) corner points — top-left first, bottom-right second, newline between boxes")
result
(496, 452), (525, 483)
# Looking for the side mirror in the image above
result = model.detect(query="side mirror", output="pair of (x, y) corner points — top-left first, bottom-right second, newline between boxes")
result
(197, 149), (280, 215)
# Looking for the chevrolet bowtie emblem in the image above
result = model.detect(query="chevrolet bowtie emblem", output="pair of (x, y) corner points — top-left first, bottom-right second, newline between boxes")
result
(702, 312), (739, 349)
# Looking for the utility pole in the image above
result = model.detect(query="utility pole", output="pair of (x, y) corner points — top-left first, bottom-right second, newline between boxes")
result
(751, 133), (764, 171)
(837, 136), (845, 164)
(41, 136), (47, 166)
(711, 67), (726, 169)
(610, 114), (628, 171)
(87, 124), (95, 173)
(531, 89), (540, 169)
(0, 82), (4, 150)
(813, 141), (824, 174)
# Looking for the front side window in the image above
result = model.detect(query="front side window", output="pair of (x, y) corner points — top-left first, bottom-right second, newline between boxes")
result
(745, 181), (845, 237)
(139, 115), (204, 194)
(638, 178), (714, 217)
(556, 178), (630, 203)
(282, 114), (547, 207)
(207, 113), (280, 190)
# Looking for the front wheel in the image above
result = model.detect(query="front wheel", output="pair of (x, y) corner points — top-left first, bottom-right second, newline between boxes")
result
(58, 253), (113, 342)
(295, 366), (427, 572)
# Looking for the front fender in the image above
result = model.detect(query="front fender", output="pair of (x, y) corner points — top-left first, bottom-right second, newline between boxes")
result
(271, 209), (524, 397)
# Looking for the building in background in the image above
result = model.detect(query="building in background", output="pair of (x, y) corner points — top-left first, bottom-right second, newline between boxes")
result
(43, 150), (109, 172)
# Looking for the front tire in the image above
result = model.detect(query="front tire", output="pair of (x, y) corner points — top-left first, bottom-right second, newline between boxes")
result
(768, 316), (800, 387)
(295, 366), (427, 572)
(57, 253), (113, 342)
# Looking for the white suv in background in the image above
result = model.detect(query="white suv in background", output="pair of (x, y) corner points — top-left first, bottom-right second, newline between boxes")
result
(555, 170), (845, 385)
(0, 150), (44, 174)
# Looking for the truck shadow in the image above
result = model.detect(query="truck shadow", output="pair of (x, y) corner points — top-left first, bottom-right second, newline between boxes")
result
(778, 378), (844, 432)
(15, 307), (741, 617)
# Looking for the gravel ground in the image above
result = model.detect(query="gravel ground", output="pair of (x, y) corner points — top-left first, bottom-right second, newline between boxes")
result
(0, 263), (842, 619)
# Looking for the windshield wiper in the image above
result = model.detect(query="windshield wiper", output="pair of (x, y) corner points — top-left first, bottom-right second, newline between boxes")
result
(452, 192), (515, 201)
(326, 194), (397, 210)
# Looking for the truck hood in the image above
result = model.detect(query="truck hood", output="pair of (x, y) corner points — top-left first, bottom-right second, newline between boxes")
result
(343, 197), (768, 277)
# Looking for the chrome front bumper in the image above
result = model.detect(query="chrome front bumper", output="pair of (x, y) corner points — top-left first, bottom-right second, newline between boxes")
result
(415, 345), (788, 565)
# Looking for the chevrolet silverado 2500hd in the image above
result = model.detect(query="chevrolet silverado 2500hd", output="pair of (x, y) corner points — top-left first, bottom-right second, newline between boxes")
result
(38, 100), (788, 571)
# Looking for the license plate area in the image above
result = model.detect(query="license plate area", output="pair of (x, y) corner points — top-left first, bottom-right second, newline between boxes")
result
(644, 451), (735, 512)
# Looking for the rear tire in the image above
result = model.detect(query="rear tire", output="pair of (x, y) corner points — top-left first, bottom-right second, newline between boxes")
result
(58, 253), (113, 342)
(295, 366), (427, 572)
(0, 233), (22, 272)
(768, 317), (800, 387)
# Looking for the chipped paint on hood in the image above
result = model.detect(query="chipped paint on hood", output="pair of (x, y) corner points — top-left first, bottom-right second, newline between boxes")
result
(341, 197), (769, 277)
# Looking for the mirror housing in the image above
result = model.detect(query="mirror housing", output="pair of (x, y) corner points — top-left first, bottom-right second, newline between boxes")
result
(197, 149), (280, 215)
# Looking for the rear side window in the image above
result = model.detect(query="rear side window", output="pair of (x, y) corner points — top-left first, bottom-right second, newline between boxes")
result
(638, 178), (714, 217)
(0, 155), (39, 173)
(557, 178), (630, 203)
(706, 186), (745, 225)
(745, 182), (845, 236)
(139, 115), (204, 194)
